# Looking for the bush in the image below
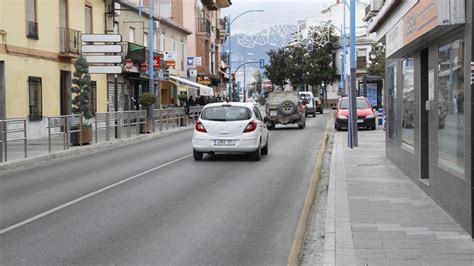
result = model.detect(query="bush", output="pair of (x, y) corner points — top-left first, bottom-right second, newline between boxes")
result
(138, 92), (156, 107)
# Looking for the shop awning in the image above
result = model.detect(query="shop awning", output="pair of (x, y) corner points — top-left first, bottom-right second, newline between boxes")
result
(170, 75), (214, 96)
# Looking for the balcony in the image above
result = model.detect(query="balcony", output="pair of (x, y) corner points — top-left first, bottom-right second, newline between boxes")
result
(196, 18), (211, 36)
(201, 0), (218, 10)
(59, 28), (81, 57)
(26, 20), (38, 39)
(216, 0), (231, 8)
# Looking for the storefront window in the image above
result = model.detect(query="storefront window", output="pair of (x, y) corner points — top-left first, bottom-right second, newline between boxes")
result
(401, 58), (414, 147)
(387, 64), (397, 141)
(438, 39), (464, 171)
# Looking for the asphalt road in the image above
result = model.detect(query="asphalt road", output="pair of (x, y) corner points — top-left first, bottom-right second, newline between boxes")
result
(0, 114), (328, 265)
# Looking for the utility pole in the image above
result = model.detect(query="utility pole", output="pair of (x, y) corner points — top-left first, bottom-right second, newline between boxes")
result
(227, 15), (232, 101)
(348, 0), (358, 147)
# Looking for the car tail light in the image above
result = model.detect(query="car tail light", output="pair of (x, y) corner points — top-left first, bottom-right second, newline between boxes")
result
(195, 121), (207, 133)
(243, 120), (257, 133)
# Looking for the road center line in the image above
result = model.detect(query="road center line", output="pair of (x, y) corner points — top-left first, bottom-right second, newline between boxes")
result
(0, 154), (193, 235)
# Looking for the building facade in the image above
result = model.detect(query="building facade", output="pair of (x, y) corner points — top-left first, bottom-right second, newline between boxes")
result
(366, 0), (472, 235)
(0, 0), (108, 138)
(110, 0), (191, 110)
(172, 0), (230, 98)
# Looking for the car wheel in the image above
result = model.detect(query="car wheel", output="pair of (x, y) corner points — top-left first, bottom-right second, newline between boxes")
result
(313, 111), (316, 117)
(319, 109), (323, 114)
(251, 146), (261, 161)
(335, 124), (341, 131)
(298, 124), (304, 129)
(261, 137), (269, 155)
(193, 149), (203, 161)
(267, 122), (275, 130)
(279, 100), (296, 115)
(371, 123), (376, 130)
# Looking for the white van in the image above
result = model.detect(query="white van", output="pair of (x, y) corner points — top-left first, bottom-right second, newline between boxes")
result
(299, 91), (316, 117)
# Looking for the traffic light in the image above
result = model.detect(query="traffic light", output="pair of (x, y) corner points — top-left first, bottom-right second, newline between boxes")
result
(259, 59), (265, 68)
(307, 39), (314, 51)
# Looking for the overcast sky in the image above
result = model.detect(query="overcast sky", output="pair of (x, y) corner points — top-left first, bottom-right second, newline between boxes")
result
(221, 0), (369, 34)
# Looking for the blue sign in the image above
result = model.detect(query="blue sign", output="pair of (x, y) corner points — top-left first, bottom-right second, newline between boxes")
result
(187, 57), (194, 66)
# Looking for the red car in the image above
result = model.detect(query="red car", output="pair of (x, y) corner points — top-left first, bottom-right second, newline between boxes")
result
(334, 96), (376, 131)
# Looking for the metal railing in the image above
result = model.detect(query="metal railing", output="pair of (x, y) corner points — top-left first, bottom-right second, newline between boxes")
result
(59, 28), (81, 55)
(95, 110), (147, 142)
(0, 119), (28, 163)
(47, 114), (82, 153)
(196, 18), (211, 34)
(0, 108), (201, 164)
(26, 20), (38, 39)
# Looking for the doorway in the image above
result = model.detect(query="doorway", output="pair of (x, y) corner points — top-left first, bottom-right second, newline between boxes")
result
(420, 49), (430, 180)
(60, 71), (71, 116)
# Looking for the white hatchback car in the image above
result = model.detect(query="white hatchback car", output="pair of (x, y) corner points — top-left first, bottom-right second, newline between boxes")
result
(192, 102), (269, 161)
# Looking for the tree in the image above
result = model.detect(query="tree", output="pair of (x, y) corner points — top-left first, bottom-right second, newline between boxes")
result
(264, 49), (289, 87)
(367, 42), (386, 78)
(72, 55), (93, 126)
(302, 25), (338, 91)
(253, 70), (264, 95)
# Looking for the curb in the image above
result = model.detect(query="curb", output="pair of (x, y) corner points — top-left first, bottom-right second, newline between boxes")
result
(0, 126), (193, 174)
(287, 126), (329, 266)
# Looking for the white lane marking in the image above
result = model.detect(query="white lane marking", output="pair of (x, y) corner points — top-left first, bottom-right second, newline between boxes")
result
(0, 154), (192, 234)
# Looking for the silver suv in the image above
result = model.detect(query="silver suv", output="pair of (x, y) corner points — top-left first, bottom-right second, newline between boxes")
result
(265, 91), (306, 129)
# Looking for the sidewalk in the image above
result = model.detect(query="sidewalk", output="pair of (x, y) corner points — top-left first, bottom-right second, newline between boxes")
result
(0, 125), (192, 173)
(322, 129), (474, 266)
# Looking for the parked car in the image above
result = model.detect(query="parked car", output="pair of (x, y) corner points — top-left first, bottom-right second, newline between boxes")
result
(192, 102), (269, 161)
(314, 97), (323, 114)
(265, 91), (306, 129)
(299, 91), (316, 117)
(334, 96), (376, 131)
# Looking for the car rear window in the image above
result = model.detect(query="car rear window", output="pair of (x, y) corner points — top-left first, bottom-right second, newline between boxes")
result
(339, 99), (370, 109)
(201, 106), (252, 121)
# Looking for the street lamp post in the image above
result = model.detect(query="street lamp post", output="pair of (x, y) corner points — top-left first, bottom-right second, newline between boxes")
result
(349, 0), (358, 147)
(227, 9), (264, 101)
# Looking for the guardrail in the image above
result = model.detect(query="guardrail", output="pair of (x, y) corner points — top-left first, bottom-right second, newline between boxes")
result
(0, 107), (201, 164)
(0, 119), (28, 162)
(47, 114), (82, 153)
(95, 110), (147, 142)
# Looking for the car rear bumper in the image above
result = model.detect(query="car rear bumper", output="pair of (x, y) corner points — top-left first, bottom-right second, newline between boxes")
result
(192, 132), (260, 153)
(336, 117), (375, 128)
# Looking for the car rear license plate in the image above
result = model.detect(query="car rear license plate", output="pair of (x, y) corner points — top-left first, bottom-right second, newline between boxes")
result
(357, 119), (364, 123)
(270, 111), (277, 116)
(214, 139), (236, 146)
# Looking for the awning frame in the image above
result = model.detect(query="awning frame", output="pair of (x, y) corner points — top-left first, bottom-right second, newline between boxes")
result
(170, 75), (214, 96)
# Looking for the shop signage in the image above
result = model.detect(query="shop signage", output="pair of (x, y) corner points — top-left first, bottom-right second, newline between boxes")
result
(386, 0), (465, 57)
(197, 76), (211, 85)
(188, 68), (197, 78)
(153, 56), (161, 69)
(164, 51), (177, 67)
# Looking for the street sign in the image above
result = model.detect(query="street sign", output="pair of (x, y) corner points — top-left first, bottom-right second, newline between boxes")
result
(88, 66), (122, 74)
(187, 57), (194, 66)
(194, 57), (202, 66)
(85, 55), (122, 63)
(82, 45), (122, 53)
(81, 34), (121, 43)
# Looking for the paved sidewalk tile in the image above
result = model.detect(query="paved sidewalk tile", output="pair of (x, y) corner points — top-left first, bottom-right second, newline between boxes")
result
(321, 129), (474, 265)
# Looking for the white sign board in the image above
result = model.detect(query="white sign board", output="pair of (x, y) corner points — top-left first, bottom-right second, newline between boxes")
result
(429, 70), (435, 100)
(82, 45), (122, 53)
(81, 34), (121, 43)
(164, 51), (177, 61)
(194, 57), (202, 66)
(85, 55), (122, 63)
(89, 66), (122, 74)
